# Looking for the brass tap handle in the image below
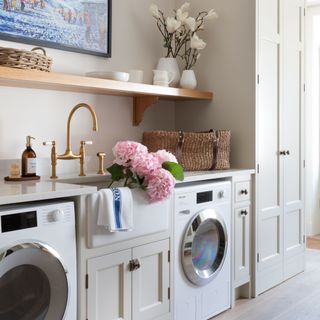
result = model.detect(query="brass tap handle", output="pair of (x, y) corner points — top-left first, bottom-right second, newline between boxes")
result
(97, 152), (106, 175)
(43, 141), (58, 179)
(79, 141), (93, 177)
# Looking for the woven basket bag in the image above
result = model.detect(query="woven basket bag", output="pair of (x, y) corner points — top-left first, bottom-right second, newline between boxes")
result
(142, 130), (231, 171)
(0, 47), (52, 72)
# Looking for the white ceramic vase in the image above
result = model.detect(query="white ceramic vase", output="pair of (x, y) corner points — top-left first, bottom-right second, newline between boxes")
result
(179, 69), (197, 89)
(156, 57), (180, 87)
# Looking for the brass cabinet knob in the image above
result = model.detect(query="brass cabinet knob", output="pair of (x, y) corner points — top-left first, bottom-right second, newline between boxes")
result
(97, 152), (106, 175)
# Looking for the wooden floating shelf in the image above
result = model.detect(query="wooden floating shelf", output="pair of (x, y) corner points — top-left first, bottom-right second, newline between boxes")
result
(0, 66), (213, 125)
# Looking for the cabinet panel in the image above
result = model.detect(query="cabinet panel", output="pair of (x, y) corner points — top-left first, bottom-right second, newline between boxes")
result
(87, 250), (132, 320)
(257, 36), (283, 277)
(132, 239), (170, 320)
(283, 0), (305, 275)
(259, 0), (280, 40)
(256, 0), (305, 295)
(235, 181), (251, 203)
(234, 206), (250, 285)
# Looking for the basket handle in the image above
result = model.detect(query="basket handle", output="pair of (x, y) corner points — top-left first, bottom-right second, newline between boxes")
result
(176, 131), (184, 164)
(31, 47), (47, 56)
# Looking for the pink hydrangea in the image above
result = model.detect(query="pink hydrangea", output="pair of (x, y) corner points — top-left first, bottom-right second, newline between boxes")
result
(146, 168), (175, 203)
(113, 141), (148, 166)
(131, 152), (162, 178)
(153, 150), (178, 164)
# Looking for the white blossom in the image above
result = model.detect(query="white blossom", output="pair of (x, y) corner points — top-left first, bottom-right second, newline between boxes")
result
(191, 34), (206, 50)
(184, 17), (196, 31)
(176, 8), (188, 22)
(150, 4), (160, 18)
(180, 2), (190, 13)
(166, 17), (182, 33)
(205, 9), (218, 20)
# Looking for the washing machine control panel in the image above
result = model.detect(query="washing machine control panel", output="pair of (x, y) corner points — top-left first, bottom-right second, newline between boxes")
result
(48, 209), (65, 222)
(41, 203), (74, 225)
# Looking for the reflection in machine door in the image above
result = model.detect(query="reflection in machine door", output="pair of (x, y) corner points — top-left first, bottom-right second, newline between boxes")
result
(182, 208), (228, 286)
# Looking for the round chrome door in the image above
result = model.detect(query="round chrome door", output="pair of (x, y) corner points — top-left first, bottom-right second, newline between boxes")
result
(0, 242), (69, 320)
(182, 208), (228, 286)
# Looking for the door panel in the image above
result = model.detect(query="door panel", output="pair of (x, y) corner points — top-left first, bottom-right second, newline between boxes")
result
(234, 207), (250, 285)
(259, 0), (280, 40)
(256, 0), (283, 294)
(257, 36), (283, 276)
(282, 0), (305, 275)
(132, 239), (169, 320)
(87, 250), (132, 320)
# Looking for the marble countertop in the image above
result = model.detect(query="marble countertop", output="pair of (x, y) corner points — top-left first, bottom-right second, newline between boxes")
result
(0, 180), (97, 206)
(0, 168), (254, 206)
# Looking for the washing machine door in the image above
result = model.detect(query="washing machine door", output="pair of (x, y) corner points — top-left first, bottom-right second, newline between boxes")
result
(182, 208), (228, 286)
(0, 242), (69, 320)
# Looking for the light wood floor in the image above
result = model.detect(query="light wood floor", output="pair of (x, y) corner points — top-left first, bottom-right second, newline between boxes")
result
(212, 249), (320, 320)
(307, 235), (320, 250)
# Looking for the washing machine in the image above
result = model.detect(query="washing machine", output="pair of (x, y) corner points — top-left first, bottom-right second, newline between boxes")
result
(0, 201), (77, 320)
(173, 181), (231, 320)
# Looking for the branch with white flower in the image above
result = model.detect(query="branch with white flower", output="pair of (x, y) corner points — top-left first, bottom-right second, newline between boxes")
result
(150, 3), (217, 67)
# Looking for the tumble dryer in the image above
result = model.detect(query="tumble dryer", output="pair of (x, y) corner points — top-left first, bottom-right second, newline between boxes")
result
(173, 181), (231, 320)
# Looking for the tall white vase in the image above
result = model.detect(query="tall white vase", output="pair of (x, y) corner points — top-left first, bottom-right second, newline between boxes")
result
(156, 57), (180, 87)
(180, 70), (197, 89)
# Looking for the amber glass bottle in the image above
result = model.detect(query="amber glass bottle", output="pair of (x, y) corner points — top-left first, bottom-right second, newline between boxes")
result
(21, 136), (37, 177)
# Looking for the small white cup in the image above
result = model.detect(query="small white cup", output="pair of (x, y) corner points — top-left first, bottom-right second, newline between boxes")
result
(153, 70), (174, 87)
(128, 70), (144, 83)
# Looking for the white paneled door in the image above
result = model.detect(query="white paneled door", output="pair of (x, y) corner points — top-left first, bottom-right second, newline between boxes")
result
(257, 0), (283, 294)
(282, 0), (305, 280)
(256, 0), (305, 295)
(87, 249), (132, 320)
(132, 239), (170, 320)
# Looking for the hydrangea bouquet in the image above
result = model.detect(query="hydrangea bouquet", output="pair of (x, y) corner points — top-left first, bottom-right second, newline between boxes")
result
(107, 141), (184, 203)
(150, 2), (218, 69)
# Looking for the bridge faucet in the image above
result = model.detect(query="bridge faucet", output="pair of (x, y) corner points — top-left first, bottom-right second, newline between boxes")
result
(43, 103), (98, 179)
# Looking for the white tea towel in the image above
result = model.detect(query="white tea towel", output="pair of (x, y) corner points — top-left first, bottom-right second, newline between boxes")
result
(97, 187), (133, 232)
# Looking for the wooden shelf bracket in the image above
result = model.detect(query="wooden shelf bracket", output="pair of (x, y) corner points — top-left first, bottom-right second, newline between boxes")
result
(133, 96), (159, 126)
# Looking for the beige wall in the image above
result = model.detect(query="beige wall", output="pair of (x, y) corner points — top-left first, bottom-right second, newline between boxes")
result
(0, 0), (175, 173)
(0, 0), (256, 175)
(175, 0), (256, 169)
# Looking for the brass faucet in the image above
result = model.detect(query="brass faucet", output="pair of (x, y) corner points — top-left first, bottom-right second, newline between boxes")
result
(44, 103), (98, 179)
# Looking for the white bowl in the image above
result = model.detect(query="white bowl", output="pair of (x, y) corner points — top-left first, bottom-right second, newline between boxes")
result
(85, 71), (130, 82)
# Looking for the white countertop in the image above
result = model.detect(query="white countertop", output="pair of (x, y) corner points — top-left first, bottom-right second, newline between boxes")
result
(0, 180), (97, 206)
(180, 169), (255, 184)
(0, 169), (254, 206)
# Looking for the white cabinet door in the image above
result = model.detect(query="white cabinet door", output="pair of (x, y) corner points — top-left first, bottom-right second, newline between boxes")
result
(234, 206), (250, 286)
(256, 0), (305, 295)
(257, 0), (283, 294)
(282, 0), (305, 280)
(87, 249), (132, 320)
(132, 239), (170, 320)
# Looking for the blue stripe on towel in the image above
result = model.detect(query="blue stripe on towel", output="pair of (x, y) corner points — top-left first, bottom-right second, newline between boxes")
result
(111, 188), (122, 229)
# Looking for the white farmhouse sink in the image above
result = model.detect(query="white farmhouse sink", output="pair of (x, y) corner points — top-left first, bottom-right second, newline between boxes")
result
(59, 174), (170, 248)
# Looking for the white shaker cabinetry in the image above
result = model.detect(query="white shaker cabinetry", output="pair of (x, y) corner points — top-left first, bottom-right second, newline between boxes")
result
(255, 0), (305, 295)
(87, 239), (170, 320)
(232, 175), (252, 302)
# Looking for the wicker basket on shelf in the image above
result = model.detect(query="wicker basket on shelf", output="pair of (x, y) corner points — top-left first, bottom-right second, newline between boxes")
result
(0, 47), (52, 72)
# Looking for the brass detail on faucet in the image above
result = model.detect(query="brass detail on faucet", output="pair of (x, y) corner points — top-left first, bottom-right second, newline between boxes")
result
(97, 152), (106, 175)
(43, 103), (98, 179)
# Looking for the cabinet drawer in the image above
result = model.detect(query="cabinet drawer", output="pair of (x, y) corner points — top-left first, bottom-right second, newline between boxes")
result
(235, 181), (251, 203)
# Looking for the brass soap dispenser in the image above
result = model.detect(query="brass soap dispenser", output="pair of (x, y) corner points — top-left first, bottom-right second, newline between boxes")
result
(21, 136), (37, 177)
